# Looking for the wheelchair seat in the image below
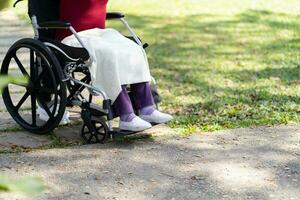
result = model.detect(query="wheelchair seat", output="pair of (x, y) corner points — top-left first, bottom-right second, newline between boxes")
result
(39, 37), (90, 62)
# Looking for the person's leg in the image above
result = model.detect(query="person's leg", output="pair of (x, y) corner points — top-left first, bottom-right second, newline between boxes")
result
(130, 82), (155, 114)
(131, 82), (173, 124)
(113, 85), (152, 131)
(113, 85), (135, 122)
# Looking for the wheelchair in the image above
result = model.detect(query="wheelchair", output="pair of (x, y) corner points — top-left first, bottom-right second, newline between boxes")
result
(0, 0), (162, 144)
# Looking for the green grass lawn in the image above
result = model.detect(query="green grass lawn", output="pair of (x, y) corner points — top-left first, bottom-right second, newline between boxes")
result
(10, 0), (300, 134)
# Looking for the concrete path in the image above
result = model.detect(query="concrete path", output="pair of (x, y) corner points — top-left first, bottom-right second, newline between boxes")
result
(0, 124), (299, 200)
(0, 10), (32, 64)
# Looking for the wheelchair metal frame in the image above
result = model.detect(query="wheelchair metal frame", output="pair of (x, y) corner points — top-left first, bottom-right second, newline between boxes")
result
(31, 14), (155, 136)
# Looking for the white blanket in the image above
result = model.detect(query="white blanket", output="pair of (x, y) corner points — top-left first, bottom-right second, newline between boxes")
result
(62, 28), (151, 102)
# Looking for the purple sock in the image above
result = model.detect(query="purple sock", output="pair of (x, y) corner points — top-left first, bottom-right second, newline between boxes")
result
(120, 113), (136, 122)
(140, 106), (155, 115)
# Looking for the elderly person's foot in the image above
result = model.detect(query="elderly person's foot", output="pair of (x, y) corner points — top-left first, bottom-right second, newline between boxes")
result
(140, 110), (173, 124)
(119, 116), (152, 132)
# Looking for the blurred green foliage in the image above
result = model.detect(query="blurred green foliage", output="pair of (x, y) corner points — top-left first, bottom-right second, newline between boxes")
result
(0, 76), (28, 94)
(0, 0), (11, 10)
(0, 176), (45, 196)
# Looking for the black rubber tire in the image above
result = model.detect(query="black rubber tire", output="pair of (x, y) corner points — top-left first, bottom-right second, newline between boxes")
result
(81, 116), (109, 144)
(1, 38), (67, 134)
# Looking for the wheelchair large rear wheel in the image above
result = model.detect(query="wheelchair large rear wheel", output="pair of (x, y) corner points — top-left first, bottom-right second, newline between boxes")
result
(1, 38), (67, 134)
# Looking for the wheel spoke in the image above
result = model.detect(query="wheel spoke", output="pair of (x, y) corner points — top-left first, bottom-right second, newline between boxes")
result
(94, 134), (101, 142)
(51, 93), (58, 118)
(88, 134), (94, 143)
(35, 68), (48, 83)
(31, 94), (37, 126)
(13, 55), (29, 76)
(15, 91), (30, 111)
(37, 97), (53, 118)
(30, 50), (36, 80)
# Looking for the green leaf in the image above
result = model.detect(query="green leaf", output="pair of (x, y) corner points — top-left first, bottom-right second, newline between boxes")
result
(0, 176), (45, 196)
(0, 176), (10, 192)
(9, 177), (45, 196)
(0, 0), (10, 10)
(0, 75), (28, 93)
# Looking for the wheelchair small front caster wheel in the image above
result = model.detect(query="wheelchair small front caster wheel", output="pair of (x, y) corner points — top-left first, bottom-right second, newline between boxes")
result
(81, 117), (109, 144)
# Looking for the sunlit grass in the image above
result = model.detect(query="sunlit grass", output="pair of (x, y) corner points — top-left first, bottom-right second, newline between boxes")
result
(108, 0), (300, 133)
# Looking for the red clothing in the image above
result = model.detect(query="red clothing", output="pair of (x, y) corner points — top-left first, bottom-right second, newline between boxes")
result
(57, 0), (108, 40)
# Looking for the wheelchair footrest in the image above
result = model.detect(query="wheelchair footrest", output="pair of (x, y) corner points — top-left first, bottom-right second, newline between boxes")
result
(109, 123), (160, 139)
(109, 129), (138, 138)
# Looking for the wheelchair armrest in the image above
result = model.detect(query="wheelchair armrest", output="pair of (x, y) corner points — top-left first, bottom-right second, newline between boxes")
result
(106, 12), (125, 20)
(39, 21), (71, 29)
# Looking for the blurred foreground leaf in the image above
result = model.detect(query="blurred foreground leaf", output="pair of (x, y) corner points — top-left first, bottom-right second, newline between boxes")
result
(0, 75), (28, 93)
(0, 176), (45, 196)
(0, 0), (10, 10)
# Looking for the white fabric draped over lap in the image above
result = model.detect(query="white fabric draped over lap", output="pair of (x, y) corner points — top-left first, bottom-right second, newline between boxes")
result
(62, 28), (151, 102)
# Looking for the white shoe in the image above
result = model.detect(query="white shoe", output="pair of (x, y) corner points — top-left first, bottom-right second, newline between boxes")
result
(140, 110), (173, 124)
(119, 116), (152, 132)
(37, 105), (70, 125)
